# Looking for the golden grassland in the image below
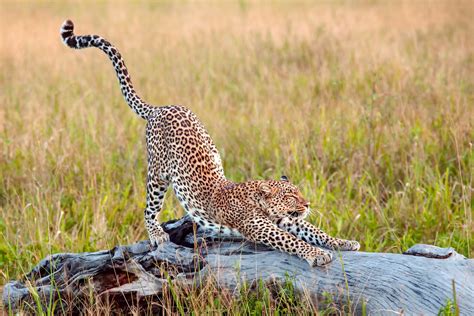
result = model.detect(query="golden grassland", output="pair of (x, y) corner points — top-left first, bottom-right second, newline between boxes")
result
(0, 1), (473, 313)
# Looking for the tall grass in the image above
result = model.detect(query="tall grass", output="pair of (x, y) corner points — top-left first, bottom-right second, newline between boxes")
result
(1, 1), (473, 312)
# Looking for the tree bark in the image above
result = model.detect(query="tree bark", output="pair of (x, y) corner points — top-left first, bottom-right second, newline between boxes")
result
(3, 215), (473, 315)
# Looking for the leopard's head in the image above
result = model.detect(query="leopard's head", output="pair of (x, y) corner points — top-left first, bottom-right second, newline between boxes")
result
(255, 176), (310, 220)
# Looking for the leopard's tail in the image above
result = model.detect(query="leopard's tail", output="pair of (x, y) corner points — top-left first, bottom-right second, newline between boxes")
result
(60, 20), (154, 120)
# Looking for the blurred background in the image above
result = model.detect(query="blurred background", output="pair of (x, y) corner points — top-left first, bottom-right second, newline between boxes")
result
(1, 1), (473, 284)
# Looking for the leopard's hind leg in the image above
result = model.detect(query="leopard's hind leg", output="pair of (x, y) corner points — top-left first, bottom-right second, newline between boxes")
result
(277, 217), (360, 251)
(144, 163), (170, 246)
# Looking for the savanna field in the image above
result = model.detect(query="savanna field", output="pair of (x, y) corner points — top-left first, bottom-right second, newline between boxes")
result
(1, 1), (473, 313)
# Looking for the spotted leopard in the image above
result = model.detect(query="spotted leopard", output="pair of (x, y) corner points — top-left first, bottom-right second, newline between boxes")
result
(60, 20), (360, 267)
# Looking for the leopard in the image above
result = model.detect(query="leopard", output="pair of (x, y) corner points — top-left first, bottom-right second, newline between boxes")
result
(60, 20), (360, 267)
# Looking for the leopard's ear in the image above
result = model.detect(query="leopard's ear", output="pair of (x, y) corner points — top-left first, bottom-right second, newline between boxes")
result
(259, 182), (275, 197)
(280, 175), (289, 182)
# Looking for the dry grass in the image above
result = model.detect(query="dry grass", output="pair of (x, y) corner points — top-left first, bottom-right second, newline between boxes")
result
(1, 1), (473, 313)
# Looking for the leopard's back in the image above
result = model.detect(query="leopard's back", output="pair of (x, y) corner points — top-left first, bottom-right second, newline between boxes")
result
(147, 105), (226, 210)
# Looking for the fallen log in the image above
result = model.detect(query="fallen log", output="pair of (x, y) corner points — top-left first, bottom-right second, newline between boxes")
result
(3, 215), (473, 314)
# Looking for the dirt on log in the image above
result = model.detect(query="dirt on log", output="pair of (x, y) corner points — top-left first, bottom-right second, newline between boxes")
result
(3, 215), (473, 314)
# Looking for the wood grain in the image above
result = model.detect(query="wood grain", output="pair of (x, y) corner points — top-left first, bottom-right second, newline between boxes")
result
(3, 216), (473, 314)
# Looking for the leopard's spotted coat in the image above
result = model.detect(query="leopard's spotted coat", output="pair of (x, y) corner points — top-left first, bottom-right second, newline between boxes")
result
(60, 20), (360, 266)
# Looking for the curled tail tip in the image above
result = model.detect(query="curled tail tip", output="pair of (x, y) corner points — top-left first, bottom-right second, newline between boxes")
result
(62, 19), (74, 27)
(60, 19), (75, 45)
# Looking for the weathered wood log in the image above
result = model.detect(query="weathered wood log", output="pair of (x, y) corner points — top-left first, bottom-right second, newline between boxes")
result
(3, 215), (473, 314)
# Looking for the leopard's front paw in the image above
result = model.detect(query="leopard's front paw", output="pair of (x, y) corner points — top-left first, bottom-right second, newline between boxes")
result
(336, 240), (360, 251)
(149, 230), (170, 247)
(346, 240), (360, 251)
(308, 250), (333, 267)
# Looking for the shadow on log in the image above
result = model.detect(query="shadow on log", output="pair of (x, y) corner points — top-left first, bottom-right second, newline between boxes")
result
(3, 215), (473, 314)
